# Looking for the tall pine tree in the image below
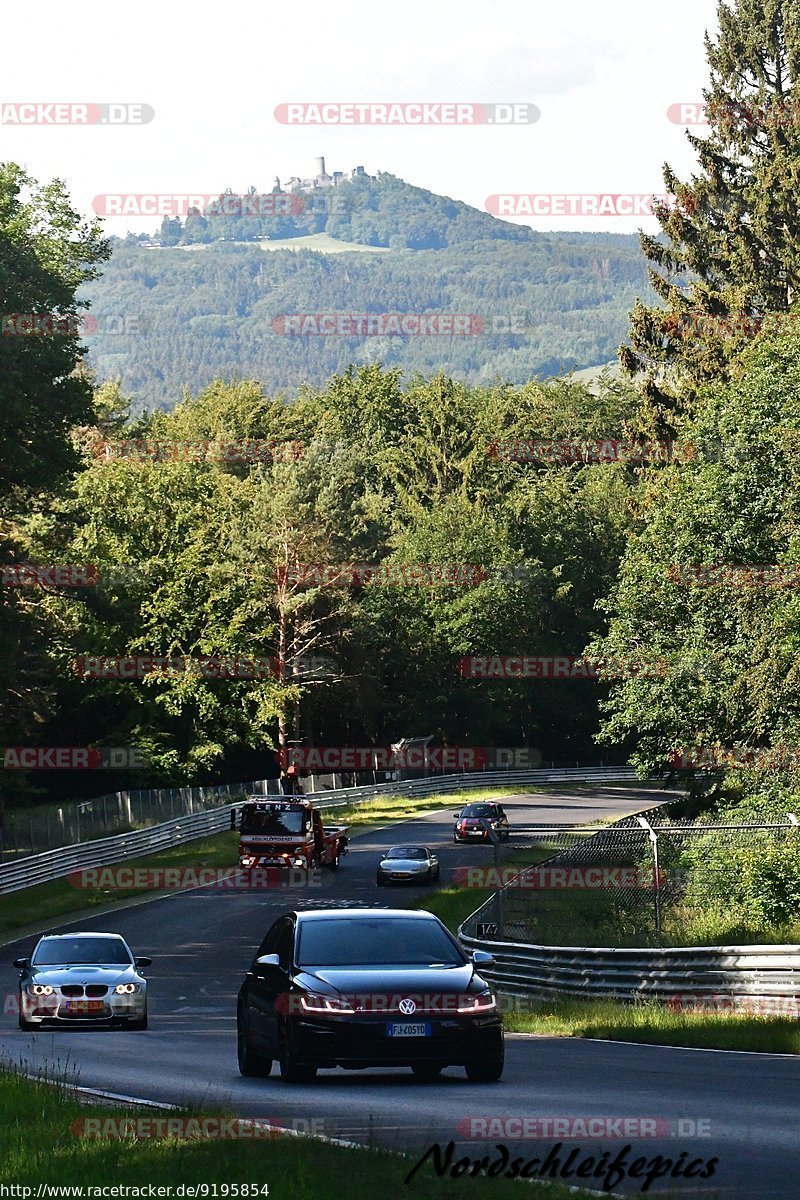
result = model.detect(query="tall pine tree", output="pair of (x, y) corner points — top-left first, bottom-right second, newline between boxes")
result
(621, 0), (800, 431)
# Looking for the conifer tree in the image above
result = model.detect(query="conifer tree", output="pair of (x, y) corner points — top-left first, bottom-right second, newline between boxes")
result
(621, 0), (800, 430)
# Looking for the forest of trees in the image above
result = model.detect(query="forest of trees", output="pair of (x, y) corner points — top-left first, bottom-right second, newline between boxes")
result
(5, 0), (800, 943)
(81, 179), (652, 410)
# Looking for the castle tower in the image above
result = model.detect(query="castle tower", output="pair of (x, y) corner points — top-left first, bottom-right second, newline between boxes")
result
(315, 156), (326, 179)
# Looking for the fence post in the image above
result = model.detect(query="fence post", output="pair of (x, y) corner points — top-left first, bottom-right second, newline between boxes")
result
(636, 815), (661, 937)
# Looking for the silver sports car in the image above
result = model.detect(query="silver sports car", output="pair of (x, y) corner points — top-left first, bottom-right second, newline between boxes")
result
(14, 932), (151, 1029)
(376, 845), (440, 885)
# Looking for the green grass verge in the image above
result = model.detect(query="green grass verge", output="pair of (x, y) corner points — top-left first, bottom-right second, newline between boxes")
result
(0, 786), (535, 944)
(411, 845), (566, 934)
(503, 995), (800, 1054)
(0, 1068), (596, 1198)
(0, 832), (241, 941)
(416, 858), (800, 1056)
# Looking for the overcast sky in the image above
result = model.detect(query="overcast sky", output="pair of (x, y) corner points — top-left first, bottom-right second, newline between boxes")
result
(1, 0), (719, 234)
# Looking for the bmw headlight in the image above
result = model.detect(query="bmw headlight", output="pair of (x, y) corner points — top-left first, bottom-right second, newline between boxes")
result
(29, 984), (54, 996)
(114, 983), (139, 994)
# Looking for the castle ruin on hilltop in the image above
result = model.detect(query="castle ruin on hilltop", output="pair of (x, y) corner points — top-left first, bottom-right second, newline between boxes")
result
(275, 157), (369, 193)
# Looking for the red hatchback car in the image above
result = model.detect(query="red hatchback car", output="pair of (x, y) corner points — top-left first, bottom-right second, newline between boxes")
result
(453, 802), (510, 843)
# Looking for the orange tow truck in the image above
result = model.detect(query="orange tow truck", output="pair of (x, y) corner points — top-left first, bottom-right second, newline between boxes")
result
(230, 798), (349, 870)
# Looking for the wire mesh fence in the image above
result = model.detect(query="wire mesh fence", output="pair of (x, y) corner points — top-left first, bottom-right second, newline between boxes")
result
(459, 803), (800, 947)
(0, 778), (282, 861)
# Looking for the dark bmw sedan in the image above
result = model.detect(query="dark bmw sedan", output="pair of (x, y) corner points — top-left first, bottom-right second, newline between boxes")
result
(236, 908), (503, 1083)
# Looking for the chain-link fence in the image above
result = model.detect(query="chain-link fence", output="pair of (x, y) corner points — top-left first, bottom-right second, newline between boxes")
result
(0, 761), (622, 862)
(459, 804), (800, 947)
(0, 778), (282, 861)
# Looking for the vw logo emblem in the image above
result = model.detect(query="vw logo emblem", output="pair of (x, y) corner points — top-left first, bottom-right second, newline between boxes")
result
(399, 997), (416, 1015)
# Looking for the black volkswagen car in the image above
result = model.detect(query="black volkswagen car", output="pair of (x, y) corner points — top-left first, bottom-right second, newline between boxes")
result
(236, 908), (503, 1083)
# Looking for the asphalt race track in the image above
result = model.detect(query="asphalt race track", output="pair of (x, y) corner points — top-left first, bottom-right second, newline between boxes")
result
(2, 786), (798, 1198)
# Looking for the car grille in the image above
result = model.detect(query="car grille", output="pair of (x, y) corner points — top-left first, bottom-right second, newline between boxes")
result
(59, 984), (109, 997)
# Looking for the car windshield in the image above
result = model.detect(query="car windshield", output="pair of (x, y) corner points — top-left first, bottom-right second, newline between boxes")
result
(32, 937), (133, 966)
(241, 804), (306, 835)
(385, 847), (427, 860)
(297, 917), (465, 967)
(462, 804), (495, 817)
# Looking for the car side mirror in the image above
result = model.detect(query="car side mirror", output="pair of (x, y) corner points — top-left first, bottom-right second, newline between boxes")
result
(471, 950), (495, 966)
(13, 958), (28, 969)
(255, 953), (281, 969)
(136, 957), (152, 968)
(452, 813), (460, 819)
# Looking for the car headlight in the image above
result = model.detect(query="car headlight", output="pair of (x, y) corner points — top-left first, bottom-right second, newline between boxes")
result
(29, 984), (54, 996)
(114, 983), (139, 994)
(456, 992), (497, 1014)
(298, 991), (354, 1014)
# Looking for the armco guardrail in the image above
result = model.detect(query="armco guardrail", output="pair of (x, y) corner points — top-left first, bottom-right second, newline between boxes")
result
(457, 802), (800, 1006)
(457, 932), (800, 1006)
(0, 766), (638, 896)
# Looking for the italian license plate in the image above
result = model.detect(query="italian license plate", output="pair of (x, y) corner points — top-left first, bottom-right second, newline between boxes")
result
(64, 1000), (104, 1014)
(387, 1022), (430, 1037)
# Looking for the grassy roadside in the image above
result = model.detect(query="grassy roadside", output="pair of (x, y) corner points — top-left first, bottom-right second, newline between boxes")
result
(0, 832), (244, 942)
(502, 996), (800, 1054)
(327, 786), (535, 826)
(0, 788), (545, 944)
(416, 864), (800, 1057)
(0, 1069), (597, 1198)
(411, 846), (563, 933)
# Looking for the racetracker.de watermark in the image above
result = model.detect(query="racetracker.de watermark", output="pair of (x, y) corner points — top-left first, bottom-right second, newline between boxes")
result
(274, 102), (540, 125)
(485, 193), (674, 217)
(92, 192), (305, 218)
(281, 563), (486, 587)
(270, 313), (528, 337)
(67, 866), (327, 891)
(1, 313), (146, 337)
(666, 564), (800, 587)
(0, 103), (154, 125)
(276, 746), (541, 771)
(667, 994), (800, 1016)
(666, 99), (800, 128)
(668, 745), (800, 771)
(71, 1116), (328, 1140)
(275, 990), (498, 1015)
(452, 866), (667, 890)
(94, 439), (305, 463)
(3, 747), (146, 769)
(72, 655), (287, 680)
(487, 439), (695, 464)
(456, 1116), (711, 1139)
(457, 655), (671, 680)
(2, 564), (99, 587)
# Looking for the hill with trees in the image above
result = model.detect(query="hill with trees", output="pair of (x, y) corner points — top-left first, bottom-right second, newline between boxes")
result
(81, 173), (653, 411)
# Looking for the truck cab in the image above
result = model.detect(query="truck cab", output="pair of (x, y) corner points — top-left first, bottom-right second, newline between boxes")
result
(231, 798), (347, 870)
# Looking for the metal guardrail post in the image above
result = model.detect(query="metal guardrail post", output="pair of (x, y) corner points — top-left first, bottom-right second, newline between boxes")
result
(636, 814), (662, 937)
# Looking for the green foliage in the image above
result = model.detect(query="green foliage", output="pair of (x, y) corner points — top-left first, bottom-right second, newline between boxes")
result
(592, 319), (800, 779)
(80, 174), (652, 412)
(0, 162), (110, 499)
(622, 0), (800, 426)
(679, 831), (800, 930)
